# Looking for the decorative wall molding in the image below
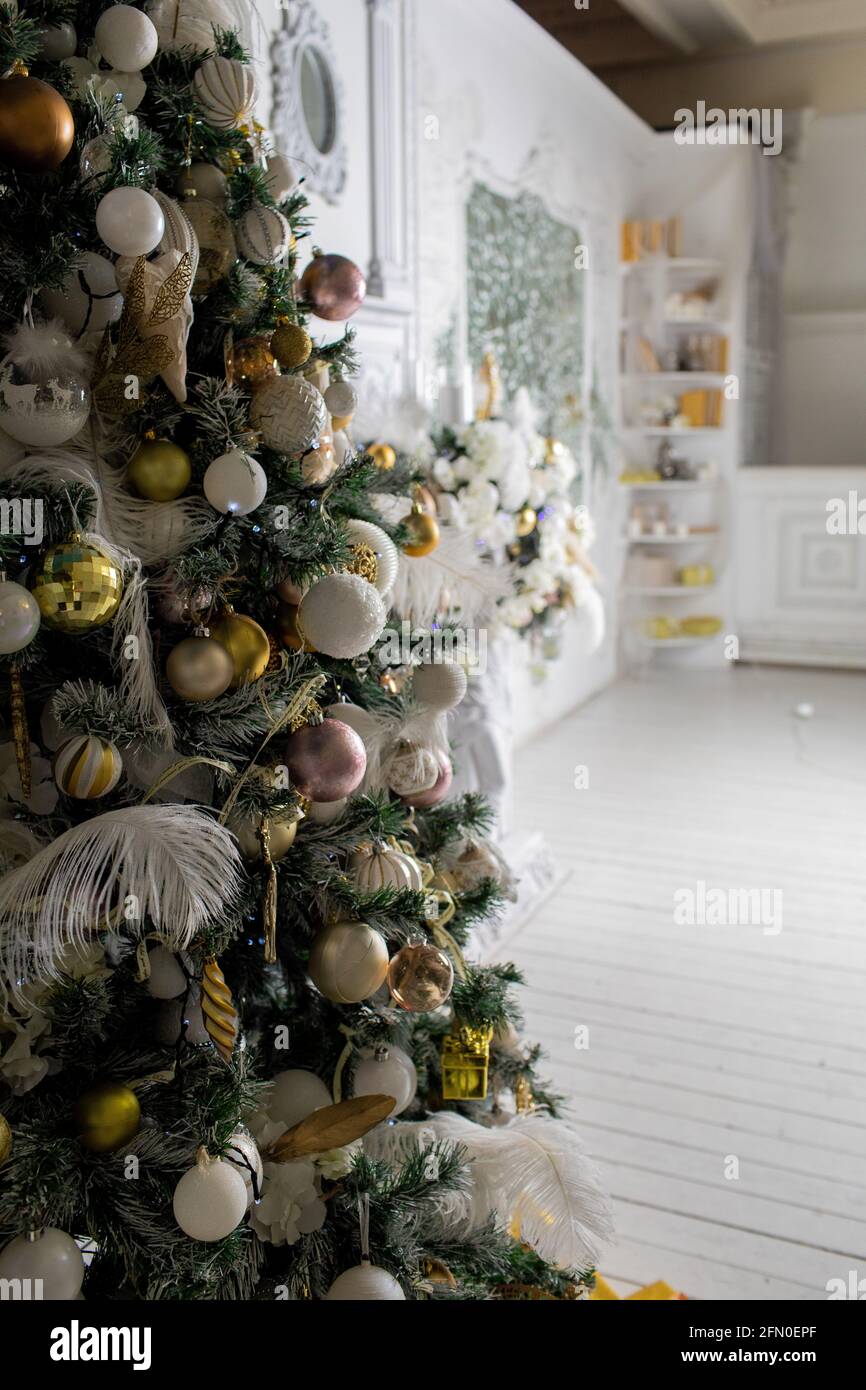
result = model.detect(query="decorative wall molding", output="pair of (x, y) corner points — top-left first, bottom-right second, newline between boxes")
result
(271, 0), (348, 205)
(364, 0), (416, 306)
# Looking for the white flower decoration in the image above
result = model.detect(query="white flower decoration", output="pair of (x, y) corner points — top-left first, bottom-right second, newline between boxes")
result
(250, 1160), (326, 1246)
(0, 742), (58, 815)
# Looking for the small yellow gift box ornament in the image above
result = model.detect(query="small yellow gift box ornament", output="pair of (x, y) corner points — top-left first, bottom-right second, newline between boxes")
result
(441, 1024), (494, 1101)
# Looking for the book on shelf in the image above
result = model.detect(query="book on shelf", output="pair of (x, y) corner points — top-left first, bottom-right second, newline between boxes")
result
(678, 388), (724, 428)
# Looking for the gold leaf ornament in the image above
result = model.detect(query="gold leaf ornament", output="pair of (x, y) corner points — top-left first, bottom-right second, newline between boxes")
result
(96, 251), (194, 410)
(266, 1094), (395, 1163)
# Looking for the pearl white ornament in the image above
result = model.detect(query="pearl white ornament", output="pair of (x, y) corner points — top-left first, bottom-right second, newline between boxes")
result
(350, 844), (424, 893)
(413, 660), (468, 712)
(385, 743), (438, 798)
(95, 5), (158, 71)
(305, 798), (347, 825)
(146, 0), (238, 53)
(145, 945), (187, 1000)
(325, 1261), (406, 1301)
(225, 1128), (263, 1206)
(173, 1151), (248, 1242)
(193, 54), (257, 131)
(0, 1229), (84, 1300)
(235, 205), (292, 266)
(41, 253), (123, 342)
(324, 381), (358, 419)
(176, 161), (228, 203)
(268, 1070), (331, 1129)
(250, 376), (328, 455)
(353, 1044), (417, 1116)
(344, 519), (399, 597)
(324, 701), (378, 743)
(203, 450), (267, 516)
(38, 21), (77, 60)
(0, 579), (40, 654)
(96, 186), (165, 256)
(264, 152), (297, 202)
(298, 573), (386, 660)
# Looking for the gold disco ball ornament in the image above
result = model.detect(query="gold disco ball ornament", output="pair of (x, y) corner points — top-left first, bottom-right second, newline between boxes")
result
(29, 534), (123, 634)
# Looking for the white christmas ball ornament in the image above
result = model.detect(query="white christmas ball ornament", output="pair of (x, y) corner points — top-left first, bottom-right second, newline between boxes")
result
(38, 22), (78, 60)
(264, 152), (297, 202)
(344, 519), (399, 597)
(0, 579), (40, 654)
(176, 161), (228, 203)
(413, 660), (468, 712)
(225, 1128), (263, 1206)
(146, 945), (187, 1000)
(324, 381), (358, 419)
(298, 573), (386, 660)
(95, 5), (158, 71)
(173, 1150), (248, 1242)
(268, 1069), (331, 1129)
(235, 205), (292, 266)
(250, 376), (328, 455)
(351, 843), (424, 893)
(574, 585), (606, 656)
(326, 1261), (406, 1301)
(96, 187), (165, 257)
(40, 253), (122, 342)
(193, 55), (257, 131)
(354, 1044), (417, 1116)
(204, 450), (267, 516)
(0, 1229), (84, 1300)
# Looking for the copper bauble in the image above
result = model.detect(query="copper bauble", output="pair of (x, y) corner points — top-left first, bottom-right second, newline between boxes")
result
(275, 601), (315, 652)
(403, 506), (440, 558)
(128, 439), (191, 501)
(166, 633), (234, 702)
(275, 576), (306, 606)
(308, 920), (389, 1004)
(29, 536), (123, 633)
(271, 320), (312, 369)
(209, 610), (271, 690)
(298, 253), (366, 322)
(0, 74), (75, 172)
(367, 442), (396, 471)
(229, 336), (280, 390)
(73, 1080), (141, 1153)
(284, 718), (366, 802)
(387, 942), (454, 1012)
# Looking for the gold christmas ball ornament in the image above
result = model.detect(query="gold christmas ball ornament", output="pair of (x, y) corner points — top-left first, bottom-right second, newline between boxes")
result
(29, 536), (123, 634)
(209, 609), (271, 690)
(228, 336), (280, 391)
(515, 506), (538, 539)
(127, 439), (192, 502)
(54, 734), (123, 800)
(270, 321), (313, 370)
(0, 72), (75, 172)
(403, 504), (440, 559)
(229, 810), (299, 863)
(0, 1114), (11, 1166)
(166, 631), (234, 703)
(73, 1080), (141, 1153)
(367, 442), (396, 472)
(308, 919), (390, 1005)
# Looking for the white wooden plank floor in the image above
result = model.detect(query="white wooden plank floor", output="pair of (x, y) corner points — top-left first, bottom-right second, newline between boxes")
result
(506, 663), (866, 1300)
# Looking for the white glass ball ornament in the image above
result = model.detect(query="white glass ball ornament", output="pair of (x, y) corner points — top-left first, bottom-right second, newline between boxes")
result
(268, 1069), (331, 1129)
(145, 945), (187, 1000)
(264, 151), (297, 203)
(324, 380), (358, 420)
(412, 660), (468, 712)
(0, 579), (41, 654)
(298, 573), (386, 660)
(325, 1261), (406, 1301)
(353, 1044), (417, 1116)
(235, 205), (292, 266)
(305, 798), (347, 825)
(225, 1127), (263, 1207)
(176, 161), (228, 204)
(0, 326), (91, 447)
(344, 519), (399, 597)
(250, 376), (328, 455)
(41, 253), (123, 342)
(173, 1149), (248, 1242)
(96, 186), (165, 257)
(94, 5), (158, 71)
(203, 450), (267, 516)
(38, 21), (78, 60)
(0, 1229), (85, 1300)
(193, 54), (257, 131)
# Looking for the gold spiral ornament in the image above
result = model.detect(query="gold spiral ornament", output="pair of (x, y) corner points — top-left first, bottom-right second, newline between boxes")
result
(201, 958), (238, 1063)
(54, 734), (123, 800)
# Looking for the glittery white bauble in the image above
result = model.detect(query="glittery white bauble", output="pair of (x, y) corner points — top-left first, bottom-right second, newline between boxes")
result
(235, 205), (292, 266)
(344, 519), (399, 597)
(193, 54), (257, 131)
(145, 945), (187, 1000)
(412, 660), (468, 712)
(225, 1127), (263, 1206)
(353, 1044), (417, 1116)
(298, 573), (386, 659)
(173, 1154), (248, 1242)
(264, 151), (297, 202)
(250, 376), (328, 455)
(96, 186), (164, 256)
(0, 1229), (84, 1300)
(268, 1070), (331, 1129)
(0, 579), (41, 654)
(40, 253), (122, 342)
(204, 449), (267, 516)
(325, 1261), (406, 1301)
(95, 5), (158, 70)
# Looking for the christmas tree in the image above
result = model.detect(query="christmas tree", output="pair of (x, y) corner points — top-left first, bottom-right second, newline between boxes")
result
(0, 2), (608, 1301)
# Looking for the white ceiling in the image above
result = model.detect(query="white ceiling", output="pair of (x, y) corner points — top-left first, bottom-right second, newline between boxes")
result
(619, 0), (866, 50)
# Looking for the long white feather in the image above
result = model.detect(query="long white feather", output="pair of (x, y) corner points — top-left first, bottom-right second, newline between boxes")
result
(0, 805), (242, 1001)
(389, 526), (510, 628)
(365, 1110), (612, 1270)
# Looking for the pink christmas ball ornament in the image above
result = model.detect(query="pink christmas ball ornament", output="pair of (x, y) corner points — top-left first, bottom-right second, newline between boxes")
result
(284, 718), (367, 802)
(401, 751), (452, 809)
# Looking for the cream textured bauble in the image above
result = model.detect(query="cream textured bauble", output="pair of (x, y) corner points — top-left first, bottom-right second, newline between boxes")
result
(344, 519), (399, 597)
(94, 5), (158, 71)
(146, 0), (238, 54)
(176, 161), (228, 203)
(412, 660), (468, 712)
(235, 205), (292, 266)
(298, 573), (386, 660)
(353, 1044), (417, 1116)
(268, 1069), (332, 1129)
(308, 920), (389, 1005)
(350, 843), (424, 893)
(96, 186), (164, 256)
(153, 190), (200, 271)
(385, 742), (439, 798)
(193, 55), (257, 131)
(325, 1261), (406, 1301)
(203, 450), (267, 516)
(264, 151), (296, 202)
(54, 734), (123, 800)
(250, 376), (327, 455)
(324, 380), (358, 420)
(173, 1150), (248, 1242)
(0, 579), (40, 654)
(0, 1229), (84, 1301)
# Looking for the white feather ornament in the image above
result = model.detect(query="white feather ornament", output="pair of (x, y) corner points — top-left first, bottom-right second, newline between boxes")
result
(365, 1111), (612, 1271)
(0, 805), (242, 1001)
(388, 524), (509, 627)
